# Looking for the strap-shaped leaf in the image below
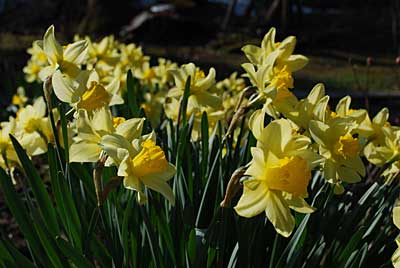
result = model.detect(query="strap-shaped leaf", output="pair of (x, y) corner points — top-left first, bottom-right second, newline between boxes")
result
(10, 135), (60, 236)
(0, 168), (50, 266)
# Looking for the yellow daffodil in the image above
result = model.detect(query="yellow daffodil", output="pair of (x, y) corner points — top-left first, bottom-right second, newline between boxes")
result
(164, 95), (224, 140)
(235, 118), (321, 237)
(241, 27), (308, 108)
(242, 27), (309, 73)
(14, 97), (52, 156)
(99, 132), (176, 205)
(69, 107), (144, 163)
(133, 62), (158, 87)
(167, 62), (221, 110)
(12, 87), (28, 107)
(87, 35), (120, 68)
(241, 62), (276, 100)
(326, 96), (374, 139)
(39, 25), (88, 81)
(153, 58), (178, 90)
(216, 72), (246, 94)
(52, 69), (123, 112)
(119, 43), (149, 70)
(309, 117), (365, 192)
(0, 118), (19, 170)
(363, 108), (394, 165)
(141, 91), (167, 128)
(23, 40), (48, 83)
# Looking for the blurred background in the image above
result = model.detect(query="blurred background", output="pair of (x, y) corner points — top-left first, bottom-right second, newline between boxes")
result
(0, 0), (399, 112)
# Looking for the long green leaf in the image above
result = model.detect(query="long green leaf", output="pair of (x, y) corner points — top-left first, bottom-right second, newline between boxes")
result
(10, 135), (60, 236)
(56, 237), (94, 268)
(0, 168), (49, 266)
(127, 70), (140, 118)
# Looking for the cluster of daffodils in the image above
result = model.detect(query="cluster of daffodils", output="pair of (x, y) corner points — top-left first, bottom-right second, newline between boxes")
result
(16, 25), (179, 204)
(0, 96), (56, 170)
(1, 25), (398, 256)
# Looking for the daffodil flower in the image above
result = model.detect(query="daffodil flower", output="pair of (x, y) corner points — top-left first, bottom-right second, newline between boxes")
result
(309, 117), (366, 192)
(164, 95), (224, 141)
(363, 108), (395, 166)
(0, 118), (19, 169)
(235, 119), (321, 237)
(241, 62), (276, 101)
(15, 97), (52, 156)
(23, 41), (48, 83)
(87, 35), (120, 68)
(99, 132), (176, 205)
(241, 27), (308, 109)
(39, 25), (88, 81)
(52, 69), (123, 112)
(153, 58), (178, 90)
(167, 62), (221, 110)
(242, 27), (309, 73)
(69, 107), (144, 163)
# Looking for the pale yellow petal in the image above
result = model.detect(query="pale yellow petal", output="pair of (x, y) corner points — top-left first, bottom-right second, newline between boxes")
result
(123, 175), (141, 191)
(248, 109), (265, 141)
(313, 95), (329, 122)
(307, 83), (325, 105)
(100, 134), (134, 163)
(52, 70), (79, 103)
(195, 92), (221, 108)
(91, 107), (114, 135)
(373, 107), (389, 125)
(116, 118), (144, 142)
(241, 45), (262, 65)
(43, 25), (63, 65)
(284, 54), (309, 72)
(335, 96), (351, 116)
(277, 36), (296, 59)
(234, 179), (269, 218)
(393, 205), (400, 229)
(245, 147), (266, 180)
(196, 67), (215, 90)
(264, 190), (295, 237)
(141, 175), (175, 205)
(38, 66), (55, 81)
(69, 141), (101, 163)
(284, 194), (315, 214)
(337, 166), (361, 183)
(63, 40), (88, 65)
(309, 120), (329, 147)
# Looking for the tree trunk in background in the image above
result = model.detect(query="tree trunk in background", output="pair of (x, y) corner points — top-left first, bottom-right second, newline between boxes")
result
(294, 0), (303, 26)
(263, 0), (280, 25)
(281, 0), (288, 33)
(392, 0), (400, 54)
(244, 0), (256, 18)
(222, 0), (238, 30)
(78, 0), (98, 35)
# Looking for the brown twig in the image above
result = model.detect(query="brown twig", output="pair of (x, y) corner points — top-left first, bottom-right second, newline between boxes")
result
(93, 153), (107, 207)
(220, 167), (246, 208)
(102, 176), (123, 202)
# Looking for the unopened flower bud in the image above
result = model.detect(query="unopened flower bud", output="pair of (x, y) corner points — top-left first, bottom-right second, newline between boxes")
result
(396, 56), (400, 65)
